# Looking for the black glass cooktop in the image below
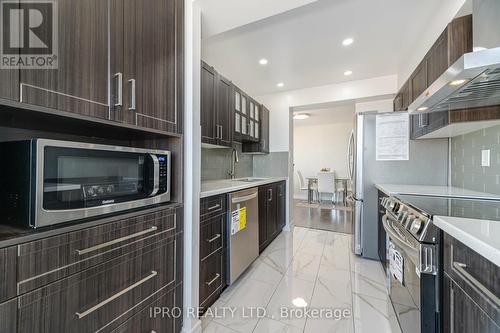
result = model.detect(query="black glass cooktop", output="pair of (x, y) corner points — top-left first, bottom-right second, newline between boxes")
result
(395, 194), (500, 221)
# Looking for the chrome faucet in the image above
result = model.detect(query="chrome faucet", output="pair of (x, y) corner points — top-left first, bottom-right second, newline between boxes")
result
(229, 148), (239, 179)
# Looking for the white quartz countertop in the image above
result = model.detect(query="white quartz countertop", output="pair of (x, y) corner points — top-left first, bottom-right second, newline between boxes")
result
(201, 177), (288, 198)
(434, 216), (500, 267)
(375, 184), (500, 200)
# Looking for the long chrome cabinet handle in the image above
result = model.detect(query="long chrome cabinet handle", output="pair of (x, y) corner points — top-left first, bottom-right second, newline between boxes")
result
(114, 73), (123, 106)
(75, 270), (158, 319)
(206, 273), (220, 286)
(207, 204), (221, 211)
(128, 78), (136, 111)
(75, 226), (158, 255)
(207, 234), (221, 243)
(452, 261), (500, 307)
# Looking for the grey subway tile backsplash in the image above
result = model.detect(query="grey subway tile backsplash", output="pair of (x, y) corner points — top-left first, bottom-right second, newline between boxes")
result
(201, 143), (253, 181)
(253, 152), (289, 177)
(451, 124), (500, 195)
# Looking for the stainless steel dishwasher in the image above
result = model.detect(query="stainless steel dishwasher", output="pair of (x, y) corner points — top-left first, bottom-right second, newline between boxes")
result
(227, 187), (259, 285)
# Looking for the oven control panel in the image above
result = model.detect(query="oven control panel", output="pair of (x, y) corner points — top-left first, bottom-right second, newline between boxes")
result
(381, 197), (435, 243)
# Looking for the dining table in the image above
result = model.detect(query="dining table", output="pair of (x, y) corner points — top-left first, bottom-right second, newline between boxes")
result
(306, 176), (350, 205)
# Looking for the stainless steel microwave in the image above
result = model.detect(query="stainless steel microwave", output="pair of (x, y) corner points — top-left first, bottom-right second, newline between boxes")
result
(0, 139), (171, 228)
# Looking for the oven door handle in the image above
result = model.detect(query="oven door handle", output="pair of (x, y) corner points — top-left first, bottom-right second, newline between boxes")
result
(382, 215), (419, 262)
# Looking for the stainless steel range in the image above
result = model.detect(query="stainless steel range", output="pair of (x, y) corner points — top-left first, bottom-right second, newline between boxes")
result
(381, 195), (440, 333)
(381, 193), (500, 333)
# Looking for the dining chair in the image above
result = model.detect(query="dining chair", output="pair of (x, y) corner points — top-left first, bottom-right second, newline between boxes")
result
(317, 171), (335, 204)
(334, 176), (345, 204)
(296, 170), (317, 202)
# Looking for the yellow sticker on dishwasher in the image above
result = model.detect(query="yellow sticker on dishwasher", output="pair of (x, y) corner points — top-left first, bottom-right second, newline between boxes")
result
(239, 207), (247, 231)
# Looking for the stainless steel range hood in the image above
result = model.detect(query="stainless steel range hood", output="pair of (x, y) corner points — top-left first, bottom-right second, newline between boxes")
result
(408, 0), (500, 113)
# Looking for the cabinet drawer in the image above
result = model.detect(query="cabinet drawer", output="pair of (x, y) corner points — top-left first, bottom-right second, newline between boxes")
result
(201, 195), (226, 220)
(200, 249), (223, 307)
(443, 274), (500, 333)
(0, 246), (16, 303)
(17, 237), (178, 333)
(200, 215), (224, 260)
(444, 234), (500, 325)
(17, 208), (177, 294)
(112, 287), (181, 333)
(0, 298), (17, 333)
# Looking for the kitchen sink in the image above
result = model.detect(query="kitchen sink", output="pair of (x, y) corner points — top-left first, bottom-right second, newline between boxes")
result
(236, 178), (267, 182)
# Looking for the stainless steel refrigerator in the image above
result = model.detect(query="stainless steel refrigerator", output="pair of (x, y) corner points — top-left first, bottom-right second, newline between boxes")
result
(347, 111), (448, 259)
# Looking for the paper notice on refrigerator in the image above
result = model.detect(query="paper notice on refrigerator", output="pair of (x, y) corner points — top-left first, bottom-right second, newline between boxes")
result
(376, 113), (409, 161)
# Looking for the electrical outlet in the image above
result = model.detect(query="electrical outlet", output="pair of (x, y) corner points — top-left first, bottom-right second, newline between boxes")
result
(481, 149), (490, 167)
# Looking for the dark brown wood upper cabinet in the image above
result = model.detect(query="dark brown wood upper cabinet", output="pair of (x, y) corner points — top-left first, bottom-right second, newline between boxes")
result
(242, 104), (269, 154)
(217, 74), (233, 147)
(410, 60), (428, 102)
(201, 62), (233, 147)
(393, 81), (410, 112)
(448, 14), (473, 65)
(0, 70), (19, 101)
(427, 30), (449, 86)
(113, 0), (182, 133)
(394, 14), (472, 115)
(201, 62), (217, 145)
(19, 0), (109, 120)
(5, 0), (182, 135)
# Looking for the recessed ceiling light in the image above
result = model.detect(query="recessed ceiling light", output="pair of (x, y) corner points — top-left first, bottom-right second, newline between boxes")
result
(259, 58), (268, 65)
(449, 79), (467, 86)
(344, 70), (353, 76)
(293, 113), (309, 120)
(277, 82), (285, 88)
(417, 107), (429, 111)
(292, 297), (308, 308)
(342, 38), (354, 46)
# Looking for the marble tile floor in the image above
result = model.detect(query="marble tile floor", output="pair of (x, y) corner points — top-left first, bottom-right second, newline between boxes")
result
(201, 227), (402, 333)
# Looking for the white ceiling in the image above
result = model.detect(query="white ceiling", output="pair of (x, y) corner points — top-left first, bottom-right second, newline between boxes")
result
(201, 0), (460, 96)
(197, 0), (319, 37)
(293, 102), (355, 127)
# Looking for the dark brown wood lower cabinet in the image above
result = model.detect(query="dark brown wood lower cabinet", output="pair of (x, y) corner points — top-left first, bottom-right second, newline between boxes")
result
(17, 209), (178, 294)
(443, 233), (500, 332)
(0, 298), (17, 333)
(0, 246), (16, 303)
(112, 286), (182, 333)
(17, 237), (178, 333)
(443, 274), (500, 333)
(259, 181), (286, 253)
(199, 194), (227, 310)
(200, 248), (224, 308)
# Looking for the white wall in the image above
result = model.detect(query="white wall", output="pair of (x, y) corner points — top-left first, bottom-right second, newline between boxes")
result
(397, 0), (466, 88)
(355, 98), (394, 113)
(293, 122), (353, 199)
(257, 74), (398, 152)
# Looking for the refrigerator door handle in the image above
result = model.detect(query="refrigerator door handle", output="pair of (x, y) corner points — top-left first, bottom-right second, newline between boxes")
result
(347, 130), (355, 181)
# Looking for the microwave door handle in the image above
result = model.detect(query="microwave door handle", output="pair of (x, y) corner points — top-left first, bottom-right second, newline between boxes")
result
(148, 154), (160, 196)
